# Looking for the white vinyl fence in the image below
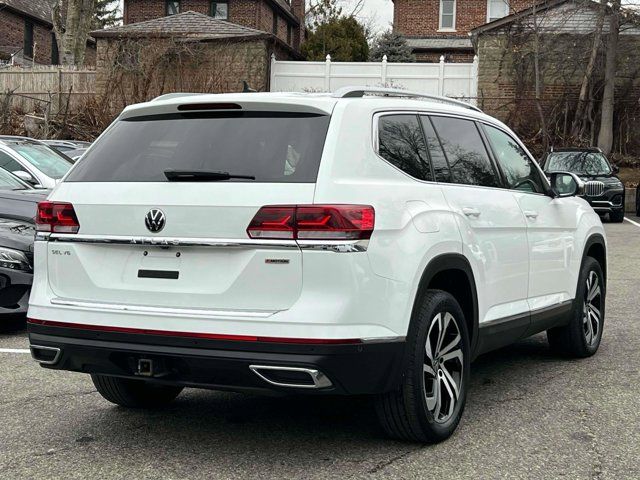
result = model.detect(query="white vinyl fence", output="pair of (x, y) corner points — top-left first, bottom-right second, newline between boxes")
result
(270, 54), (479, 104)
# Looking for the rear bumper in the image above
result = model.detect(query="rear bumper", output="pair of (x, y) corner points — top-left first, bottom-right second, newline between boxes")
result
(27, 322), (406, 395)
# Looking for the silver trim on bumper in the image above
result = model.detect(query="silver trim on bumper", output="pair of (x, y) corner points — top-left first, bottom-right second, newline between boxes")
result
(49, 297), (279, 318)
(30, 345), (62, 365)
(249, 365), (333, 389)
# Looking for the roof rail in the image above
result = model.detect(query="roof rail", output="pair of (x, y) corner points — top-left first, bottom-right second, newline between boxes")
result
(152, 93), (203, 102)
(332, 87), (482, 113)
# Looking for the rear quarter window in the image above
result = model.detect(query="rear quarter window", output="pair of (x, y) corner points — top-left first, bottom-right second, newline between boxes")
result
(66, 112), (331, 183)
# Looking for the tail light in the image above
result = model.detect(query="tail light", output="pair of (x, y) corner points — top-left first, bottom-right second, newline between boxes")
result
(247, 205), (374, 241)
(36, 202), (80, 233)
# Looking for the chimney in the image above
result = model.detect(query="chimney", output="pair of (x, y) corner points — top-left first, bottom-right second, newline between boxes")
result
(290, 0), (306, 51)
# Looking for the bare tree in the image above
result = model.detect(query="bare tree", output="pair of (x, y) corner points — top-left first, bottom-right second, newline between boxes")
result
(50, 0), (97, 66)
(597, 0), (621, 154)
(571, 0), (606, 139)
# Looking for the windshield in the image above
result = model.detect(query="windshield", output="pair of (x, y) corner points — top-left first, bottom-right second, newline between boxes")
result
(10, 142), (73, 179)
(0, 167), (30, 190)
(546, 152), (611, 175)
(66, 112), (331, 183)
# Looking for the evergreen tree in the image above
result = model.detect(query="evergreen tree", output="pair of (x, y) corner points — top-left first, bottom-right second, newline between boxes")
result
(369, 30), (416, 62)
(94, 0), (121, 29)
(302, 16), (369, 62)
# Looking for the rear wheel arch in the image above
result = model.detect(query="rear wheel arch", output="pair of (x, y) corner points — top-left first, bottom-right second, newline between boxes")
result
(410, 254), (479, 356)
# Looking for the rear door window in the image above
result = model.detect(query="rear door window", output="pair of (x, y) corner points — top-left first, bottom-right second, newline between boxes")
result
(66, 112), (331, 183)
(420, 116), (451, 182)
(377, 114), (433, 181)
(429, 116), (500, 188)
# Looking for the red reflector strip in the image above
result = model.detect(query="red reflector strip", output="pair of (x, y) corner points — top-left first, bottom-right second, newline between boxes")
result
(27, 318), (362, 345)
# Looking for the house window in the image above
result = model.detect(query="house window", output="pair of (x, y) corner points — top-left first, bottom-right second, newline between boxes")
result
(24, 21), (34, 59)
(439, 0), (456, 30)
(272, 10), (278, 34)
(51, 33), (59, 64)
(287, 24), (292, 44)
(211, 1), (228, 19)
(166, 0), (180, 15)
(487, 0), (509, 22)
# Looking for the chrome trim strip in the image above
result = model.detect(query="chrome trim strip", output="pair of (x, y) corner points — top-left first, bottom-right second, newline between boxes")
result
(249, 365), (333, 389)
(297, 239), (369, 252)
(45, 234), (298, 249)
(40, 234), (369, 252)
(50, 298), (278, 318)
(360, 336), (406, 344)
(29, 345), (62, 365)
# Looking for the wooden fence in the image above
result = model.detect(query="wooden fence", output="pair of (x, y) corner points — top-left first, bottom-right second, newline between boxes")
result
(0, 66), (96, 113)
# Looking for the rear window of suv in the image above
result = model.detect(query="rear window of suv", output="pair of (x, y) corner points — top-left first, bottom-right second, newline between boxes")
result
(66, 112), (331, 183)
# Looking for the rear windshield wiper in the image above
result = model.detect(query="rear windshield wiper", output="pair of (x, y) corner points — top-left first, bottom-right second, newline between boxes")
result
(164, 170), (256, 182)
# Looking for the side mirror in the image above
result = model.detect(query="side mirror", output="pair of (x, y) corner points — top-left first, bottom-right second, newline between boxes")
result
(612, 165), (620, 174)
(548, 172), (584, 198)
(12, 170), (37, 185)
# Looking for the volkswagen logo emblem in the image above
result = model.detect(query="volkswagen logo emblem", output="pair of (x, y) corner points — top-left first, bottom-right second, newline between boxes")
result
(145, 209), (166, 233)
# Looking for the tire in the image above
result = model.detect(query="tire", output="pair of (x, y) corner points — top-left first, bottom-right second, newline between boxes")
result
(610, 210), (624, 223)
(547, 257), (605, 358)
(636, 189), (640, 217)
(91, 374), (183, 408)
(375, 290), (470, 443)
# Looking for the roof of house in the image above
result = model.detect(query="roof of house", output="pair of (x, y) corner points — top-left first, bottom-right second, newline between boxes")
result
(0, 0), (52, 24)
(405, 37), (473, 50)
(91, 11), (272, 40)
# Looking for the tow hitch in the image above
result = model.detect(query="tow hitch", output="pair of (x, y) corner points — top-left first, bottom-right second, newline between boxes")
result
(136, 358), (154, 377)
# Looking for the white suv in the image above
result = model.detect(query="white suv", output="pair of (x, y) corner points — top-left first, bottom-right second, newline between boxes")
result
(28, 88), (607, 443)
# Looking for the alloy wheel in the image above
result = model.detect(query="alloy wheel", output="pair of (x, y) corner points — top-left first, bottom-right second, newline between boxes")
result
(423, 312), (464, 423)
(583, 271), (602, 346)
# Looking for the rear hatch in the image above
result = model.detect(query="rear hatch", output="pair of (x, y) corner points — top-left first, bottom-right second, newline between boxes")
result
(45, 104), (332, 313)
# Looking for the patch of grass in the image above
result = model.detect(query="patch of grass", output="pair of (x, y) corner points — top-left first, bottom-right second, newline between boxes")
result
(618, 167), (640, 188)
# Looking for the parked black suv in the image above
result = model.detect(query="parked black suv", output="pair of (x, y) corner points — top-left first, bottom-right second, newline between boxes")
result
(541, 148), (625, 222)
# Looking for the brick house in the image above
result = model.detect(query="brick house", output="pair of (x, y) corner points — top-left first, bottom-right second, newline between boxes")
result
(91, 11), (301, 108)
(123, 0), (305, 53)
(472, 0), (640, 153)
(0, 0), (96, 66)
(393, 0), (535, 62)
(0, 0), (61, 65)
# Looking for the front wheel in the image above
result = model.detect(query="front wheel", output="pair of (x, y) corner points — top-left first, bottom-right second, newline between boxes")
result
(610, 210), (624, 223)
(92, 374), (183, 408)
(375, 290), (470, 443)
(547, 257), (605, 357)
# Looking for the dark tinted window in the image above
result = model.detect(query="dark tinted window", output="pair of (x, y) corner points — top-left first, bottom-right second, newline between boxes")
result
(546, 152), (611, 176)
(378, 115), (433, 181)
(0, 151), (26, 175)
(66, 112), (330, 183)
(420, 116), (451, 182)
(430, 117), (499, 188)
(485, 126), (545, 193)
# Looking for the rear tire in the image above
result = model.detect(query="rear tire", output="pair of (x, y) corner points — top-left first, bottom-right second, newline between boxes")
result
(547, 257), (605, 358)
(610, 210), (624, 223)
(91, 374), (183, 408)
(375, 290), (470, 443)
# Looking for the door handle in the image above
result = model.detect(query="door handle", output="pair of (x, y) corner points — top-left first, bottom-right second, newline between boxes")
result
(462, 207), (481, 218)
(524, 210), (539, 219)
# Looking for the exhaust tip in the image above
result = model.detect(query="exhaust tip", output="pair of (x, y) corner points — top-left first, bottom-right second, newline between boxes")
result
(249, 365), (332, 389)
(30, 345), (62, 365)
